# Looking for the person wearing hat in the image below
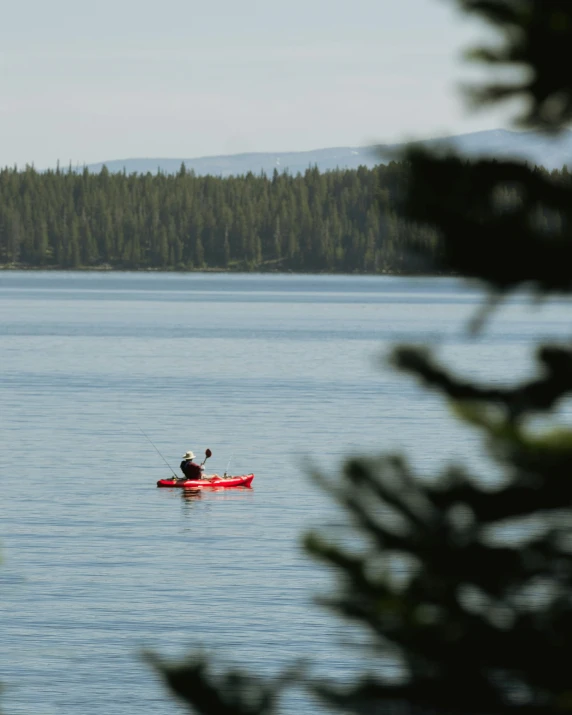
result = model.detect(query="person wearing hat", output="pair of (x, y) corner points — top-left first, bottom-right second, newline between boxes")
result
(179, 450), (204, 481)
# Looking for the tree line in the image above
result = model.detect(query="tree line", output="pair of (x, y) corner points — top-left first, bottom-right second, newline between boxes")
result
(0, 161), (569, 272)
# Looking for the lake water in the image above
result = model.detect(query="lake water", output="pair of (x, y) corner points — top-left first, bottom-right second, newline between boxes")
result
(1, 272), (571, 715)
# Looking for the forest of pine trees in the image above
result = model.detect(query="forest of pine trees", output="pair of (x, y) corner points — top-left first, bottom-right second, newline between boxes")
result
(0, 161), (569, 273)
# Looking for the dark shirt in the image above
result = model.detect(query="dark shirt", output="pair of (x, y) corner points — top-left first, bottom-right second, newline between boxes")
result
(180, 460), (203, 480)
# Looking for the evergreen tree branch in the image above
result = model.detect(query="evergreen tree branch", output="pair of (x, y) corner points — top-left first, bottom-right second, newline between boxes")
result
(452, 0), (572, 131)
(393, 345), (572, 420)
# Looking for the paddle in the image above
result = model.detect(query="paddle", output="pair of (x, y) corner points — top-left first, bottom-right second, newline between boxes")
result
(200, 449), (222, 482)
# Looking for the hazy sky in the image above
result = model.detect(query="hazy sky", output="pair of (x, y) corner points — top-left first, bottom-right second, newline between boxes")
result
(1, 0), (510, 167)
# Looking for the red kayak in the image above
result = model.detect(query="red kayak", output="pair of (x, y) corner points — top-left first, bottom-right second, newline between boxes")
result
(157, 474), (254, 489)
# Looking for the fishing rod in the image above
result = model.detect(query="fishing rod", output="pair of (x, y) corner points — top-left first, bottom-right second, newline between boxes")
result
(139, 427), (178, 479)
(224, 454), (234, 478)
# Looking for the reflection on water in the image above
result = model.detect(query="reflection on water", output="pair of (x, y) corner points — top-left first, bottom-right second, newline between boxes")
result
(180, 485), (255, 519)
(181, 486), (254, 501)
(181, 489), (202, 503)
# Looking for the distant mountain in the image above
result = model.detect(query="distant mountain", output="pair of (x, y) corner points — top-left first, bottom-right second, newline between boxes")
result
(85, 147), (381, 177)
(84, 129), (572, 177)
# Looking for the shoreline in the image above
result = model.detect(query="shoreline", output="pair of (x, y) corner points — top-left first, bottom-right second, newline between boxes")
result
(0, 264), (455, 278)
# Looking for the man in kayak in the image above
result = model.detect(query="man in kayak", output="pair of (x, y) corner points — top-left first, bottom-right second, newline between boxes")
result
(179, 450), (204, 481)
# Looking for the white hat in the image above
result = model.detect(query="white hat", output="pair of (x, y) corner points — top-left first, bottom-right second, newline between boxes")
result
(182, 450), (196, 460)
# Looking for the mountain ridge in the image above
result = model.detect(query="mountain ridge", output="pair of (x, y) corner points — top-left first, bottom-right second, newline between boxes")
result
(82, 128), (572, 177)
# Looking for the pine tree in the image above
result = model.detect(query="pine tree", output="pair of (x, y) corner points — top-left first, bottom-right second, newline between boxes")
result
(35, 220), (49, 265)
(222, 226), (231, 268)
(194, 235), (204, 268)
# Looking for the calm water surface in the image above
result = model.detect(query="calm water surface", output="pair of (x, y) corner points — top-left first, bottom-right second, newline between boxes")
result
(1, 272), (571, 715)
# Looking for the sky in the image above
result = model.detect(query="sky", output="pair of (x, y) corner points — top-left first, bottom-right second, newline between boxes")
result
(1, 0), (512, 168)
